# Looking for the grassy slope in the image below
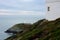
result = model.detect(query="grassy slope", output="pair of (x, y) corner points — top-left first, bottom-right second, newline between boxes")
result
(5, 18), (60, 40)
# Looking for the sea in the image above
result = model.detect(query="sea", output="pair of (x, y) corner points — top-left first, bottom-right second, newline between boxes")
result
(0, 15), (45, 40)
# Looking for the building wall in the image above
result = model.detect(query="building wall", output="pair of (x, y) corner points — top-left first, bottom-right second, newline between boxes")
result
(46, 2), (60, 20)
(46, 0), (60, 3)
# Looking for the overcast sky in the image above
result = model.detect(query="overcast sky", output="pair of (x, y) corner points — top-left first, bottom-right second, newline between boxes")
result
(0, 0), (45, 15)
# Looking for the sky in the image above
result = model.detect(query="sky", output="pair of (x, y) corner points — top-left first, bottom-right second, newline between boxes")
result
(0, 0), (45, 15)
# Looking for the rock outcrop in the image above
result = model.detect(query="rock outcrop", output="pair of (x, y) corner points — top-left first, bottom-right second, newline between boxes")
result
(5, 18), (60, 40)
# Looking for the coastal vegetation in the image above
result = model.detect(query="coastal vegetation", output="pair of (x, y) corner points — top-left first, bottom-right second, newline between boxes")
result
(5, 18), (60, 40)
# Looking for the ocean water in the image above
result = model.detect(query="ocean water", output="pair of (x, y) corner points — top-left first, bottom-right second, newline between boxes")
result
(0, 15), (44, 40)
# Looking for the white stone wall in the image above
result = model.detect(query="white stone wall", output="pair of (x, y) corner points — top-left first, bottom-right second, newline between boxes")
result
(46, 2), (60, 21)
(46, 0), (60, 3)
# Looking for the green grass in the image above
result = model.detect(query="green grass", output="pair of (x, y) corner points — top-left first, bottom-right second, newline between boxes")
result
(5, 18), (60, 40)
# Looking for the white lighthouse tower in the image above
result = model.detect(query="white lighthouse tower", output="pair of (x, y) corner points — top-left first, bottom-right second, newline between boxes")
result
(46, 0), (60, 21)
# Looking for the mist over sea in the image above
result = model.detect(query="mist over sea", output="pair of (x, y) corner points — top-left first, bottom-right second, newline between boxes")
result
(0, 15), (44, 40)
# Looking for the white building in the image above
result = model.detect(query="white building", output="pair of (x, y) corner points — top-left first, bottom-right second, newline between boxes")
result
(46, 0), (60, 21)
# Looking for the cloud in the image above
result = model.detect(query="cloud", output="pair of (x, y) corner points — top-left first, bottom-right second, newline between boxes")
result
(20, 0), (34, 2)
(0, 9), (45, 15)
(0, 0), (45, 16)
(0, 0), (45, 11)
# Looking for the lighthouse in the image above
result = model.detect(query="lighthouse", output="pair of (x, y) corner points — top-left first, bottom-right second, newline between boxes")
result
(46, 0), (60, 21)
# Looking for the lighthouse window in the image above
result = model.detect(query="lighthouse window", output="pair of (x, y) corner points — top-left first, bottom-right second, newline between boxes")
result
(48, 7), (50, 11)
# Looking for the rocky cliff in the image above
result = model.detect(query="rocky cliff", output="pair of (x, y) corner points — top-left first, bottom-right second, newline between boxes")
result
(5, 18), (60, 40)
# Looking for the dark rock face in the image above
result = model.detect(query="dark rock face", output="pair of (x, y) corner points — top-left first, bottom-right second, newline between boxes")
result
(5, 30), (23, 34)
(5, 30), (17, 34)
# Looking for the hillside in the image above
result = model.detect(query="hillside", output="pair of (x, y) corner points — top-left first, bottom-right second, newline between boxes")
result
(5, 18), (60, 40)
